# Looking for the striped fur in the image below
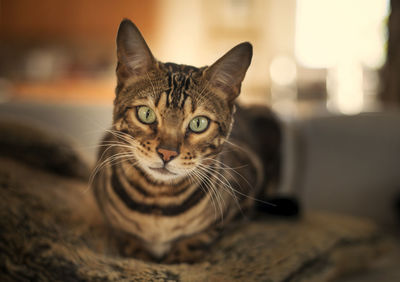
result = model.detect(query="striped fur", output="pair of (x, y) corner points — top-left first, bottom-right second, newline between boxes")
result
(92, 19), (280, 262)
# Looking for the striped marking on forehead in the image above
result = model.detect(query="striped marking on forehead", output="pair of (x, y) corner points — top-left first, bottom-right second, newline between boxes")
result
(156, 91), (194, 116)
(163, 63), (198, 109)
(166, 72), (189, 108)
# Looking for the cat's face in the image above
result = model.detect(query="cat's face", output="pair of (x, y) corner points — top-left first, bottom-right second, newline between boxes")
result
(113, 19), (252, 183)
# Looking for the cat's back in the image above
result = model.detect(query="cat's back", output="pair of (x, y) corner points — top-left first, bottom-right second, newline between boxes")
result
(229, 104), (281, 192)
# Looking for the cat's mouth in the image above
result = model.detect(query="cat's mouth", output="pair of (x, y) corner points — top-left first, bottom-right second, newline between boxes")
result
(149, 167), (177, 175)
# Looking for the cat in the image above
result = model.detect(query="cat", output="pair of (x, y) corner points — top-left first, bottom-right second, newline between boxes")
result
(92, 19), (282, 263)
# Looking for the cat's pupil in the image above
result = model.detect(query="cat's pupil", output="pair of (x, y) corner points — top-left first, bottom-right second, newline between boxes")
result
(196, 118), (200, 127)
(146, 110), (150, 119)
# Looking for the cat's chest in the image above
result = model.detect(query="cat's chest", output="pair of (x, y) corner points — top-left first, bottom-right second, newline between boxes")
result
(105, 174), (215, 241)
(125, 199), (213, 244)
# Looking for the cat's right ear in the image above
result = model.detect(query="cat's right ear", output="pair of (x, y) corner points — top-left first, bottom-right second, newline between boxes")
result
(204, 42), (252, 102)
(116, 19), (155, 80)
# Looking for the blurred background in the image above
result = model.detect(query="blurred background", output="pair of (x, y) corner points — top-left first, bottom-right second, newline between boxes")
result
(1, 0), (400, 229)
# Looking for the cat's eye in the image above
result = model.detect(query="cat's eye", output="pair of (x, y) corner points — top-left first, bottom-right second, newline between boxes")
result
(137, 106), (156, 124)
(189, 116), (209, 133)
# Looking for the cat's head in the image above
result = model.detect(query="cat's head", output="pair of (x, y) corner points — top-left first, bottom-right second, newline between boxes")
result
(113, 19), (252, 183)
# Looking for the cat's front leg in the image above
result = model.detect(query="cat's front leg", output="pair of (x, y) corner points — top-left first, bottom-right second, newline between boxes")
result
(105, 229), (155, 261)
(162, 229), (220, 264)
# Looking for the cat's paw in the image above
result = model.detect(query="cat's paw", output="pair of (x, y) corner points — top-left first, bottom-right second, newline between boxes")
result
(118, 239), (154, 261)
(162, 231), (217, 264)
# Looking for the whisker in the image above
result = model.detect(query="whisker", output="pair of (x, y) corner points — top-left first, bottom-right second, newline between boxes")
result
(203, 162), (275, 206)
(87, 149), (137, 193)
(223, 139), (246, 152)
(187, 169), (219, 221)
(203, 157), (252, 190)
(203, 157), (249, 170)
(189, 168), (222, 222)
(193, 166), (226, 223)
(197, 164), (241, 218)
(197, 157), (276, 211)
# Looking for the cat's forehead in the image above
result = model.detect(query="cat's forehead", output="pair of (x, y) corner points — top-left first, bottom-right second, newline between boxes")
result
(116, 62), (226, 118)
(119, 63), (202, 104)
(150, 62), (211, 111)
(159, 63), (199, 109)
(162, 62), (201, 74)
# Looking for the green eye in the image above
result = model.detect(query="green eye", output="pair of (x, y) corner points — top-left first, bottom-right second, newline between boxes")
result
(189, 116), (209, 133)
(137, 106), (156, 124)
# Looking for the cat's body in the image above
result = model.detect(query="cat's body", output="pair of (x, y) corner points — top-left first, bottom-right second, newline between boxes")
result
(93, 19), (280, 262)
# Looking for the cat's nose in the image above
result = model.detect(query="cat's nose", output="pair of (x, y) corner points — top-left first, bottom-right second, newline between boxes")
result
(157, 147), (178, 163)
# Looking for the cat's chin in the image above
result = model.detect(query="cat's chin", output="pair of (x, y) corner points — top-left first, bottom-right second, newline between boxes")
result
(141, 165), (186, 183)
(149, 167), (177, 176)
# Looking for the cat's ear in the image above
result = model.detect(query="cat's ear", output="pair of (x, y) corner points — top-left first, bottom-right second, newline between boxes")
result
(205, 42), (252, 101)
(116, 19), (155, 79)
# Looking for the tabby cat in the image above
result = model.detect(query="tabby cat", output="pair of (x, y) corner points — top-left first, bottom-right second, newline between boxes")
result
(92, 19), (281, 263)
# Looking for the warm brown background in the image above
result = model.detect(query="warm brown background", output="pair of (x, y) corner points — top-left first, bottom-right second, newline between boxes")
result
(0, 0), (397, 111)
(0, 0), (156, 45)
(0, 0), (158, 104)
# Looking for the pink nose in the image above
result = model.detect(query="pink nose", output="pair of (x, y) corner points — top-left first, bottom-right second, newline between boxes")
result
(157, 148), (178, 162)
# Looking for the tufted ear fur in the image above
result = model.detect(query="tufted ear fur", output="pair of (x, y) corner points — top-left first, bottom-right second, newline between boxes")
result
(205, 42), (252, 102)
(116, 19), (155, 83)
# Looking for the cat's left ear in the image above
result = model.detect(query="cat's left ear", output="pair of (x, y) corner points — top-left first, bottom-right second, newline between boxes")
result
(205, 42), (252, 101)
(116, 19), (156, 79)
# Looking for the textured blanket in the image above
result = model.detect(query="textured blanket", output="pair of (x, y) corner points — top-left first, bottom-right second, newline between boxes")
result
(0, 120), (387, 281)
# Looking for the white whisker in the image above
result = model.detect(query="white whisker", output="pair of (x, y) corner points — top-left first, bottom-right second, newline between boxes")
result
(197, 163), (242, 218)
(193, 167), (226, 223)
